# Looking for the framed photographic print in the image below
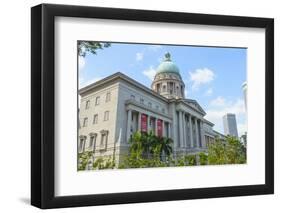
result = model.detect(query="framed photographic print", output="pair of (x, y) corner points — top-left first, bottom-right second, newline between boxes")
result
(31, 3), (274, 209)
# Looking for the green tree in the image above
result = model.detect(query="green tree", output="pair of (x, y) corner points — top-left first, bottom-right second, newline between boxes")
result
(224, 136), (246, 164)
(186, 154), (197, 166)
(158, 136), (173, 160)
(119, 131), (174, 169)
(207, 136), (246, 165)
(199, 152), (208, 165)
(207, 138), (227, 165)
(78, 151), (93, 171)
(78, 41), (111, 57)
(92, 157), (115, 170)
(129, 131), (144, 159)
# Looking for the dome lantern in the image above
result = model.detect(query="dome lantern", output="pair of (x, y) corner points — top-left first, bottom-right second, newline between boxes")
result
(156, 52), (180, 75)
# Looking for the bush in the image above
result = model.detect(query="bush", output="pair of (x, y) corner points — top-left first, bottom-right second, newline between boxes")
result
(78, 151), (93, 171)
(186, 155), (197, 166)
(92, 157), (115, 170)
(199, 152), (208, 165)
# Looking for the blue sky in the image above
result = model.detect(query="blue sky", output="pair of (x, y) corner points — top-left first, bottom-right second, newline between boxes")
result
(79, 42), (247, 136)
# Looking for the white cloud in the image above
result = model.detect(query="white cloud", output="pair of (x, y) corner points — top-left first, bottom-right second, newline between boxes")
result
(189, 68), (215, 90)
(210, 96), (226, 107)
(136, 52), (143, 61)
(184, 89), (188, 97)
(79, 77), (103, 89)
(78, 56), (85, 71)
(237, 123), (247, 137)
(205, 88), (213, 96)
(205, 97), (246, 136)
(143, 66), (156, 81)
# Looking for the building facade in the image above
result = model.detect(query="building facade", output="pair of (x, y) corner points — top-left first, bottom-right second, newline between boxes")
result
(78, 53), (222, 166)
(223, 113), (239, 138)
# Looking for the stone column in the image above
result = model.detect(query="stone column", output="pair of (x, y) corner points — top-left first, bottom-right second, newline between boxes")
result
(199, 120), (206, 148)
(189, 115), (194, 148)
(162, 121), (165, 137)
(195, 117), (199, 148)
(126, 109), (132, 142)
(147, 115), (150, 133)
(138, 112), (141, 132)
(182, 113), (186, 148)
(179, 111), (184, 148)
(155, 118), (158, 136)
(168, 122), (171, 138)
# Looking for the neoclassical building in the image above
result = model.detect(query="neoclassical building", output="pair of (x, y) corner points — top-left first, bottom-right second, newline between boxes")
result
(78, 53), (223, 165)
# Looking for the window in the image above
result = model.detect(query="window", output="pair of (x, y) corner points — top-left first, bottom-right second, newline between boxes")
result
(163, 85), (166, 92)
(106, 92), (111, 102)
(156, 105), (159, 110)
(148, 102), (152, 108)
(162, 108), (165, 113)
(93, 114), (98, 124)
(101, 134), (106, 146)
(100, 130), (109, 149)
(131, 95), (135, 100)
(85, 100), (90, 109)
(79, 136), (86, 152)
(95, 96), (100, 105)
(104, 111), (109, 121)
(89, 134), (97, 148)
(79, 139), (84, 151)
(83, 117), (88, 127)
(140, 98), (144, 104)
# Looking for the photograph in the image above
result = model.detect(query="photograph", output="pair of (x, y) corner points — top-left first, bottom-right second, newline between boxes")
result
(77, 41), (247, 170)
(29, 3), (274, 209)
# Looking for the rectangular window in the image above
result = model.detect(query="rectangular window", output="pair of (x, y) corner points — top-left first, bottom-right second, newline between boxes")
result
(79, 139), (84, 151)
(85, 100), (90, 109)
(104, 111), (109, 121)
(101, 135), (105, 146)
(93, 114), (98, 124)
(106, 92), (111, 102)
(83, 117), (88, 127)
(95, 96), (100, 105)
(89, 136), (96, 148)
(100, 132), (108, 147)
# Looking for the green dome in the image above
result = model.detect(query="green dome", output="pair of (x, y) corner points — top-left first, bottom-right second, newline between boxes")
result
(156, 53), (180, 74)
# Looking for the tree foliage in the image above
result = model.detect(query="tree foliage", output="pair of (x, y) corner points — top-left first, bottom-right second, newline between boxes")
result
(78, 41), (111, 57)
(78, 151), (93, 171)
(119, 131), (173, 169)
(208, 136), (246, 165)
(78, 133), (247, 170)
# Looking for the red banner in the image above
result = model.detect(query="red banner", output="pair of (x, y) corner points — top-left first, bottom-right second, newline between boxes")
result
(157, 119), (163, 137)
(141, 114), (147, 132)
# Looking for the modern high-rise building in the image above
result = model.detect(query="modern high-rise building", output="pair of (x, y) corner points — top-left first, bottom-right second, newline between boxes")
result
(223, 113), (238, 138)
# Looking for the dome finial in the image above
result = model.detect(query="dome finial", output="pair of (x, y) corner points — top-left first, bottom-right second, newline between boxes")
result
(164, 52), (171, 61)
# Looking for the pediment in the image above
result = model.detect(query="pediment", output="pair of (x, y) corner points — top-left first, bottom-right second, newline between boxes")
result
(182, 99), (206, 115)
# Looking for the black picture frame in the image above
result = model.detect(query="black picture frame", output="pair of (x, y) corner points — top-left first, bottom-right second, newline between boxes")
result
(31, 3), (274, 209)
